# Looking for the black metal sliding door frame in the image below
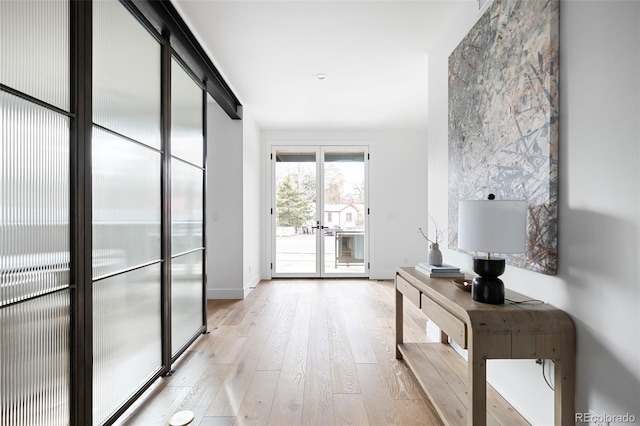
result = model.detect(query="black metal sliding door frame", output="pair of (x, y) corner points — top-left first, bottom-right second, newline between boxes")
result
(93, 6), (167, 425)
(66, 0), (225, 423)
(125, 0), (241, 120)
(202, 89), (209, 332)
(160, 32), (174, 375)
(69, 1), (93, 424)
(168, 52), (208, 364)
(121, 0), (217, 365)
(98, 4), (209, 423)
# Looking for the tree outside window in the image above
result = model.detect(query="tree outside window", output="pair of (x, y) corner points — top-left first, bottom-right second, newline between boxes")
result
(276, 174), (313, 233)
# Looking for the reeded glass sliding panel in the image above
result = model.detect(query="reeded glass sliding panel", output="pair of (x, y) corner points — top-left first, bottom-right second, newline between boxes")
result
(92, 128), (161, 279)
(171, 57), (203, 167)
(171, 250), (203, 355)
(93, 264), (162, 424)
(171, 160), (203, 255)
(1, 2), (71, 423)
(93, 2), (163, 423)
(1, 289), (70, 425)
(170, 58), (204, 357)
(93, 0), (161, 149)
(1, 92), (70, 305)
(0, 0), (69, 111)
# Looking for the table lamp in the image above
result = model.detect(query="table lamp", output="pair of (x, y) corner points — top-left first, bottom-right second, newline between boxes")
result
(458, 196), (527, 304)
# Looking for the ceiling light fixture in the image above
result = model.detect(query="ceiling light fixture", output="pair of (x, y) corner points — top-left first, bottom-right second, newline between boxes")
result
(315, 73), (327, 80)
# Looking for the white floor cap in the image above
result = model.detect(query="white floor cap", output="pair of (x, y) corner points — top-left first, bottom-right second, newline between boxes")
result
(168, 410), (195, 426)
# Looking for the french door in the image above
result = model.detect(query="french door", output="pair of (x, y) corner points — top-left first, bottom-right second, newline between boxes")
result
(272, 146), (368, 278)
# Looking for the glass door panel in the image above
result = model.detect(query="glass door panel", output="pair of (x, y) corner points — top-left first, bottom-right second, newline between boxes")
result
(273, 150), (318, 276)
(1, 1), (71, 422)
(322, 149), (367, 276)
(272, 146), (368, 278)
(92, 1), (162, 423)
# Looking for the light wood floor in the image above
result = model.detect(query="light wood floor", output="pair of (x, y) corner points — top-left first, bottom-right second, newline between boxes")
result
(115, 279), (444, 426)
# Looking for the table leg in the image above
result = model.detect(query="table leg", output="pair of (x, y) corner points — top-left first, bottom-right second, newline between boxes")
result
(469, 345), (487, 426)
(395, 283), (403, 359)
(554, 352), (576, 424)
(555, 314), (576, 425)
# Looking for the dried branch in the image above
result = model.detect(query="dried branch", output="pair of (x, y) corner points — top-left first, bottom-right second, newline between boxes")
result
(418, 227), (435, 244)
(419, 216), (448, 245)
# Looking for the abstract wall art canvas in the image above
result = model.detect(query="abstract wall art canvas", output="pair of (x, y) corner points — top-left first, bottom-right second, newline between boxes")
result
(448, 0), (559, 275)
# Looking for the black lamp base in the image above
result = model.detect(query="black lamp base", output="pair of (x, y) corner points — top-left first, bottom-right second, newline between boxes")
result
(472, 258), (506, 304)
(471, 276), (505, 304)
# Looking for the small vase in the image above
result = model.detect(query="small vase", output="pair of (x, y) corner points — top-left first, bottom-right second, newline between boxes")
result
(428, 243), (443, 266)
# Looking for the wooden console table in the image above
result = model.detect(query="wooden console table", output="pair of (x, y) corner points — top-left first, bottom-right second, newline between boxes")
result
(395, 267), (575, 426)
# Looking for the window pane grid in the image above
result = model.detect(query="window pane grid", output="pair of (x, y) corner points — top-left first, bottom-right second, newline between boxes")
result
(92, 1), (163, 424)
(3, 0), (210, 424)
(170, 57), (204, 357)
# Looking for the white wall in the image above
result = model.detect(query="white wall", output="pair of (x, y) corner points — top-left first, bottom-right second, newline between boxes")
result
(261, 129), (429, 280)
(428, 1), (640, 424)
(206, 100), (244, 298)
(207, 102), (261, 298)
(242, 107), (262, 291)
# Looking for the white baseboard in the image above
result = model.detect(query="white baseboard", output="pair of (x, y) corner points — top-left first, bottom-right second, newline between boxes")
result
(369, 269), (395, 280)
(246, 274), (261, 289)
(207, 275), (261, 300)
(243, 276), (260, 297)
(207, 288), (245, 300)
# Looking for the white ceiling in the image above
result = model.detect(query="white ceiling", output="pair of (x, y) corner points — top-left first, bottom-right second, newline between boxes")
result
(172, 0), (469, 129)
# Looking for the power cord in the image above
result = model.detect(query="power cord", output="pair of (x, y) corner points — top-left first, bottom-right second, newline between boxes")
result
(537, 359), (555, 391)
(505, 298), (545, 305)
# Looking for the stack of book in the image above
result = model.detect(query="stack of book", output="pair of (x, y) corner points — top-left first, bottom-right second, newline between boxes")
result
(415, 263), (464, 278)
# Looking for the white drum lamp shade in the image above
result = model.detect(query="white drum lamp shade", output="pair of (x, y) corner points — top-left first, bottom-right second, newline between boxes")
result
(457, 199), (527, 304)
(458, 200), (527, 255)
